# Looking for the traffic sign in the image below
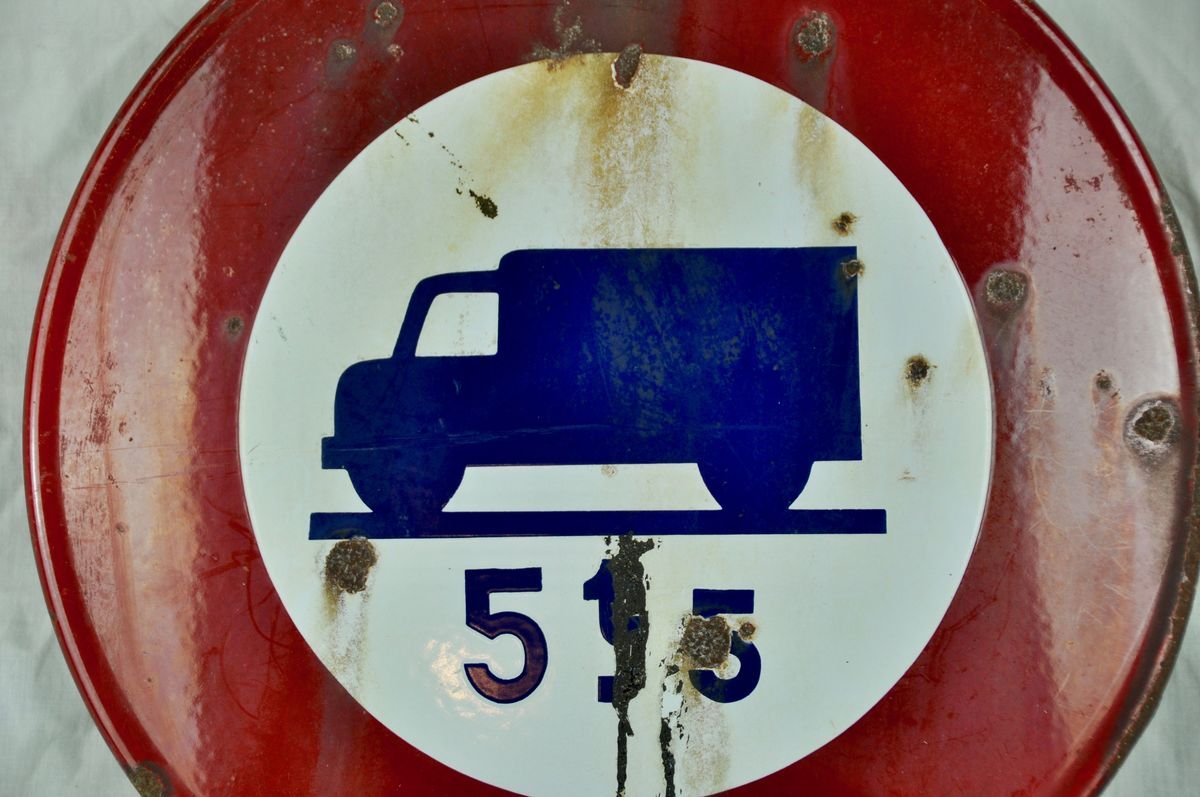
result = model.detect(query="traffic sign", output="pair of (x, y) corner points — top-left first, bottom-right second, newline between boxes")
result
(240, 56), (990, 795)
(25, 2), (1198, 795)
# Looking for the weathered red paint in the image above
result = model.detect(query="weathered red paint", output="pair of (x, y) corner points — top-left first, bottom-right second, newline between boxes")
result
(25, 1), (1197, 795)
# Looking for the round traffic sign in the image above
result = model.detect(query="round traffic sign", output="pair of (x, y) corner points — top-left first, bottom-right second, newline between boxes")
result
(240, 54), (992, 795)
(26, 1), (1198, 795)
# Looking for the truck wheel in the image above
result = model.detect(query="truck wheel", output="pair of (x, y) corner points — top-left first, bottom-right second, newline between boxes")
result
(700, 445), (810, 513)
(345, 447), (465, 528)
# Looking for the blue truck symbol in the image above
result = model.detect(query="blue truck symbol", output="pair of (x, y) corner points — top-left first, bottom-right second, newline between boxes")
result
(316, 247), (868, 536)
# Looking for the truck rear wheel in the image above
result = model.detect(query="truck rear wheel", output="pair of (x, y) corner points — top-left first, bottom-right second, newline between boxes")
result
(700, 442), (811, 513)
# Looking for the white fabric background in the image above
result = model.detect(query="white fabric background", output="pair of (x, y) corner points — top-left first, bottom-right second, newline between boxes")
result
(0, 1), (1195, 794)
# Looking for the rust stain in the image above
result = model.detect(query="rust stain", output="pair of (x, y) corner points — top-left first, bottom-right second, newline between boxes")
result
(1125, 397), (1180, 463)
(904, 355), (934, 390)
(400, 115), (501, 218)
(794, 10), (835, 60)
(324, 537), (378, 595)
(841, 257), (865, 280)
(1037, 367), (1056, 402)
(609, 534), (654, 797)
(985, 268), (1028, 308)
(127, 763), (170, 797)
(657, 608), (752, 795)
(320, 536), (378, 692)
(468, 189), (499, 219)
(529, 0), (601, 65)
(373, 0), (402, 27)
(678, 615), (730, 669)
(794, 106), (844, 209)
(83, 366), (119, 447)
(667, 670), (732, 794)
(331, 40), (356, 62)
(1161, 198), (1191, 260)
(611, 44), (643, 90)
(831, 211), (857, 237)
(582, 54), (684, 247)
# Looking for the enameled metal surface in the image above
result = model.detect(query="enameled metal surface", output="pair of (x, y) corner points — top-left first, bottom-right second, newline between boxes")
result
(25, 0), (1198, 795)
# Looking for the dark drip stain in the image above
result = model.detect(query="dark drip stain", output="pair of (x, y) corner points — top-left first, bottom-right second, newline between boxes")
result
(659, 715), (677, 797)
(610, 534), (654, 797)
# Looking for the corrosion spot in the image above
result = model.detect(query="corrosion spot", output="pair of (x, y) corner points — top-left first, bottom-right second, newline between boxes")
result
(469, 190), (498, 219)
(612, 44), (643, 89)
(985, 269), (1027, 307)
(115, 523), (128, 535)
(324, 537), (378, 594)
(841, 258), (865, 280)
(331, 40), (357, 62)
(224, 316), (244, 338)
(373, 0), (402, 27)
(831, 211), (857, 236)
(794, 11), (835, 60)
(1162, 199), (1191, 260)
(905, 355), (934, 389)
(679, 615), (730, 669)
(601, 464), (618, 477)
(529, 1), (601, 65)
(1126, 398), (1180, 462)
(1095, 371), (1114, 392)
(738, 621), (757, 640)
(1038, 369), (1056, 400)
(128, 764), (169, 797)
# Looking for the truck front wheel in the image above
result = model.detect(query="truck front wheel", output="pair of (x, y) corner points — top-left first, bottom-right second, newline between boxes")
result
(343, 445), (465, 529)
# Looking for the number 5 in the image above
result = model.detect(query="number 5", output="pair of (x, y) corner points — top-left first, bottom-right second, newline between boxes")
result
(688, 589), (761, 703)
(463, 568), (548, 704)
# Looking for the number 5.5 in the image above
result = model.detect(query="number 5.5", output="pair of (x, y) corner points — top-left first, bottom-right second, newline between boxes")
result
(463, 568), (548, 704)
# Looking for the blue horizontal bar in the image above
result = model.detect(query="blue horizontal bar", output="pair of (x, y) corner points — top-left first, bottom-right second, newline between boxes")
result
(308, 508), (886, 540)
